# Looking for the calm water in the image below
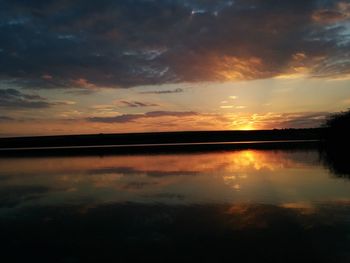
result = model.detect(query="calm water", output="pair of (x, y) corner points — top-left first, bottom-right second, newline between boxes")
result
(1, 148), (350, 262)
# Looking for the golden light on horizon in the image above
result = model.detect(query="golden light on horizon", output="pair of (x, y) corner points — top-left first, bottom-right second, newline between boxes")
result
(231, 120), (256, 131)
(238, 123), (255, 130)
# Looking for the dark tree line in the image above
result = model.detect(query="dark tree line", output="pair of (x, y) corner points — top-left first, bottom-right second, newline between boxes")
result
(324, 108), (350, 140)
(320, 108), (350, 177)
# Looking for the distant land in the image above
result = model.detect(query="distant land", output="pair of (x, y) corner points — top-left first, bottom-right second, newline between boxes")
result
(0, 129), (324, 156)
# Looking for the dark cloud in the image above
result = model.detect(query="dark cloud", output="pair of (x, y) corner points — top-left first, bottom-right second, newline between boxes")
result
(88, 167), (141, 175)
(118, 100), (159, 108)
(0, 0), (349, 89)
(88, 166), (198, 177)
(140, 88), (184, 94)
(280, 112), (329, 128)
(88, 114), (141, 124)
(312, 9), (348, 23)
(144, 111), (197, 117)
(263, 112), (330, 129)
(0, 88), (52, 108)
(87, 111), (198, 123)
(0, 115), (14, 121)
(0, 88), (73, 108)
(142, 193), (185, 200)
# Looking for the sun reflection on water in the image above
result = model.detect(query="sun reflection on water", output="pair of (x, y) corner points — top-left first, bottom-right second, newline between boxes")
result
(0, 149), (350, 207)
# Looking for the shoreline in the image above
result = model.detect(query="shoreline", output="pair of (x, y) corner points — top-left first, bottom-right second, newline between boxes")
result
(0, 139), (320, 157)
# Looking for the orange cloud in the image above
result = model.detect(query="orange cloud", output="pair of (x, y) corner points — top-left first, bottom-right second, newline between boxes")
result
(0, 110), (329, 136)
(73, 78), (98, 89)
(211, 55), (271, 81)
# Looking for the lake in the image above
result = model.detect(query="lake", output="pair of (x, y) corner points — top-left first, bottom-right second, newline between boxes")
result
(1, 148), (350, 262)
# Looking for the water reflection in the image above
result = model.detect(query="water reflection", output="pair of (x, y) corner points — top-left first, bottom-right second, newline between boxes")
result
(320, 146), (350, 178)
(2, 202), (350, 262)
(1, 149), (350, 262)
(0, 149), (350, 209)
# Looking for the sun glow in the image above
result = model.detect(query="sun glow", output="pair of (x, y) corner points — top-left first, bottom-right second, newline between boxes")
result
(238, 123), (255, 130)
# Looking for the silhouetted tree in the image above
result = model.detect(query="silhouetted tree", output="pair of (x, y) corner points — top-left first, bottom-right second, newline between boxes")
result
(320, 108), (350, 177)
(324, 108), (350, 142)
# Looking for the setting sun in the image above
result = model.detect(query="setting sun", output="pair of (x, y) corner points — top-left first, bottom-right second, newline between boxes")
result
(238, 123), (256, 131)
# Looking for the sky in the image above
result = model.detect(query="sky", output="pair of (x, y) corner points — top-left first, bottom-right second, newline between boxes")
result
(0, 0), (350, 136)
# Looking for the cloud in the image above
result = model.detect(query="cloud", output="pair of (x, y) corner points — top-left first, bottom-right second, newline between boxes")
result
(0, 115), (14, 122)
(0, 0), (349, 89)
(87, 111), (198, 123)
(277, 112), (329, 128)
(0, 88), (74, 109)
(252, 111), (330, 129)
(312, 2), (350, 23)
(41, 74), (53, 80)
(117, 100), (159, 108)
(0, 88), (52, 108)
(0, 110), (331, 136)
(312, 9), (348, 23)
(220, 105), (233, 109)
(72, 78), (98, 89)
(88, 167), (198, 177)
(140, 88), (184, 94)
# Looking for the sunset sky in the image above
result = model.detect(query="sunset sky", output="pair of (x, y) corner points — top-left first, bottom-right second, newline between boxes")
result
(0, 0), (350, 136)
